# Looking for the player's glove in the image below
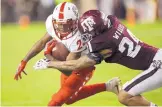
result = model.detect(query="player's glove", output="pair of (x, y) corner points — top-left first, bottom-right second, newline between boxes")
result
(33, 58), (50, 70)
(106, 77), (121, 95)
(44, 39), (57, 55)
(14, 60), (27, 80)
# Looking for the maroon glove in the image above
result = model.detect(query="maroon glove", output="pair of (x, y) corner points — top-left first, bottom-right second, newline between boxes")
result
(14, 60), (27, 80)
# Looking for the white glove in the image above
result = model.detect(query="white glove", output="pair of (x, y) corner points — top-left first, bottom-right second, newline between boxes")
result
(106, 77), (121, 95)
(33, 58), (50, 70)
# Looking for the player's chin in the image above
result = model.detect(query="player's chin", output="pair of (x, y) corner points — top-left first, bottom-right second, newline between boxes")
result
(59, 70), (72, 76)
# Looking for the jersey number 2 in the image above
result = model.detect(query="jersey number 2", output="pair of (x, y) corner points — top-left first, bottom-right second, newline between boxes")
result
(119, 29), (141, 58)
(77, 39), (82, 50)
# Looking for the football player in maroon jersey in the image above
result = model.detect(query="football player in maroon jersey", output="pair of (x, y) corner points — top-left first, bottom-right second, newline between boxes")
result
(45, 10), (162, 106)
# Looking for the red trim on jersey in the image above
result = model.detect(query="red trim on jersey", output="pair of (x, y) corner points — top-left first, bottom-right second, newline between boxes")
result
(59, 2), (66, 19)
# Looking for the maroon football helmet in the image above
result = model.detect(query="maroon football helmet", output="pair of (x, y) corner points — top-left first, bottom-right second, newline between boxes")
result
(78, 10), (108, 42)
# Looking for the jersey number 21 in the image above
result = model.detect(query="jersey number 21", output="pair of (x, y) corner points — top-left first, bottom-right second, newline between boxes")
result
(119, 29), (141, 58)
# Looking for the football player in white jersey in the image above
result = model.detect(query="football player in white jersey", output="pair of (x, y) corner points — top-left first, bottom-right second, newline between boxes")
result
(14, 2), (120, 106)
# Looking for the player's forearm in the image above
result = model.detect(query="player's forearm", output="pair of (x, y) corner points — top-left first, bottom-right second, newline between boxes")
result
(23, 33), (52, 62)
(49, 53), (81, 71)
(23, 40), (46, 62)
(47, 60), (78, 71)
(47, 55), (96, 71)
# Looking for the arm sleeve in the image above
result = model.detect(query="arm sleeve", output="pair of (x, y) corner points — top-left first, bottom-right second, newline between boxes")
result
(87, 52), (104, 64)
(86, 40), (104, 64)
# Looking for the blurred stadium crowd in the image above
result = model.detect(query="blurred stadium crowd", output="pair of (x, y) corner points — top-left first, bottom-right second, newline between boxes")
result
(1, 0), (162, 25)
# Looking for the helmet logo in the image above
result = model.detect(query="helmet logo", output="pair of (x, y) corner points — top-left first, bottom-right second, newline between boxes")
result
(81, 33), (92, 43)
(81, 17), (96, 32)
(72, 6), (78, 18)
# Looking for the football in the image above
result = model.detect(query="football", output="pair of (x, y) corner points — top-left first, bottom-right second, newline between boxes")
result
(52, 42), (72, 76)
(52, 42), (69, 61)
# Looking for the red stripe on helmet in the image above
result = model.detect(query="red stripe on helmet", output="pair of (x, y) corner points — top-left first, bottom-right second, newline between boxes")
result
(59, 2), (66, 19)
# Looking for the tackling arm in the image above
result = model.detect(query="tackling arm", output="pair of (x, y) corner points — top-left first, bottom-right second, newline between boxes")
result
(66, 52), (81, 60)
(47, 55), (97, 71)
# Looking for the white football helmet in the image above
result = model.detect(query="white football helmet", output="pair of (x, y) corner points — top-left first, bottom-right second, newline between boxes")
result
(52, 2), (79, 39)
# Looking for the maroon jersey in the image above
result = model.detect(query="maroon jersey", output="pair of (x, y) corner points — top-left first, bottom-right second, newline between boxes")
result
(87, 15), (158, 70)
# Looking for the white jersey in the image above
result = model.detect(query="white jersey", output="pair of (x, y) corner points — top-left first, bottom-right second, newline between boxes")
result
(45, 14), (86, 53)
